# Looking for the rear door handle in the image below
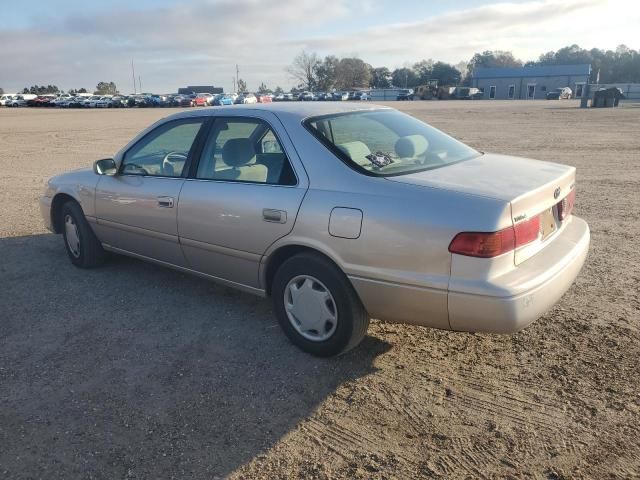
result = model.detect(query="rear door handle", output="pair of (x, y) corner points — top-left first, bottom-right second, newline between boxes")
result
(157, 196), (174, 208)
(263, 209), (287, 223)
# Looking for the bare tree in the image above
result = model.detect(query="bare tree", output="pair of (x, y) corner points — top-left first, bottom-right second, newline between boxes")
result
(286, 50), (320, 91)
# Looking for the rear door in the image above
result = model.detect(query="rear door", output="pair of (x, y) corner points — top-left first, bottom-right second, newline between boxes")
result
(177, 113), (308, 288)
(94, 117), (207, 266)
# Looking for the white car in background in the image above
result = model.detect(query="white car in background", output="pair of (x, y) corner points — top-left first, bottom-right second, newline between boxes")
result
(0, 94), (15, 106)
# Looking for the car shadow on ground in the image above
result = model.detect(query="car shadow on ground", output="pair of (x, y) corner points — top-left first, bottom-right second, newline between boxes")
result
(0, 233), (391, 478)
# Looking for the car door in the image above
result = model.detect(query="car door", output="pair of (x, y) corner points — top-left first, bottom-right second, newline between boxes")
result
(177, 113), (308, 289)
(94, 117), (207, 266)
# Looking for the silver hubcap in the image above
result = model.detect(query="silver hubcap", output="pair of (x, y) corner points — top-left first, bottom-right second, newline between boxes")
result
(64, 214), (80, 258)
(284, 275), (338, 342)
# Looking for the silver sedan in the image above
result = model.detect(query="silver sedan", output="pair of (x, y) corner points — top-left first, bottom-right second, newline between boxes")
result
(41, 103), (590, 356)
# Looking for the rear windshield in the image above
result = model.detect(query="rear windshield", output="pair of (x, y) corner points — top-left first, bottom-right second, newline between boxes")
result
(305, 110), (480, 176)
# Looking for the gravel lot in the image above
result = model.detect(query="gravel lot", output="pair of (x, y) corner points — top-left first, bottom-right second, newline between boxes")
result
(1, 101), (639, 479)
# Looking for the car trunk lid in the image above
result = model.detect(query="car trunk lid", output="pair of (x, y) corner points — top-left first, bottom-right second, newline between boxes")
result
(387, 153), (577, 264)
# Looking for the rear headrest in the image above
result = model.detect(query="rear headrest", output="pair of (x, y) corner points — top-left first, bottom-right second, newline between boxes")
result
(222, 138), (255, 168)
(336, 141), (372, 166)
(395, 135), (429, 158)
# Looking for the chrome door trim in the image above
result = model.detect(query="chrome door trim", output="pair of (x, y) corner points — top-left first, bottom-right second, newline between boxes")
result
(102, 243), (266, 297)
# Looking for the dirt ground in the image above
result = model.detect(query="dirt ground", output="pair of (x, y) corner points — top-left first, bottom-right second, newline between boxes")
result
(1, 101), (639, 479)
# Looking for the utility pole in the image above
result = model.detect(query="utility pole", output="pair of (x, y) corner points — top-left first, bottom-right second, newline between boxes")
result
(232, 77), (236, 93)
(236, 64), (239, 92)
(138, 76), (142, 94)
(131, 60), (136, 94)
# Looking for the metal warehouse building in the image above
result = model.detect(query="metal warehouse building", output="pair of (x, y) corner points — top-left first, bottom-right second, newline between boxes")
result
(471, 64), (591, 100)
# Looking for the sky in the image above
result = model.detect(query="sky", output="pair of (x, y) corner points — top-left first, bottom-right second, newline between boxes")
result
(1, 0), (638, 94)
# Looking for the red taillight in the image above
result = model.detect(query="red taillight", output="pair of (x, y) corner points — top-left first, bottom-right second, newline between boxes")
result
(558, 189), (576, 221)
(448, 228), (515, 258)
(449, 216), (541, 258)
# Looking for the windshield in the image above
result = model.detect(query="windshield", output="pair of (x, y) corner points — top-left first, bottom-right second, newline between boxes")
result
(305, 109), (481, 176)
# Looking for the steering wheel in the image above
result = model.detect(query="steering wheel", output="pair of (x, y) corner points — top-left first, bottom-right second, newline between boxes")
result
(162, 151), (188, 176)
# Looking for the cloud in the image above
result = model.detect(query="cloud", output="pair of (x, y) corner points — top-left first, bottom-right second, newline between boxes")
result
(0, 0), (638, 93)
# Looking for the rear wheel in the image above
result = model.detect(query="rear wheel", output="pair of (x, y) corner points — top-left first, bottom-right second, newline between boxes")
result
(61, 201), (105, 268)
(272, 253), (369, 357)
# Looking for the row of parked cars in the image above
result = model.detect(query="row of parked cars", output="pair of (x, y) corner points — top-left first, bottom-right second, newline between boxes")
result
(0, 89), (372, 109)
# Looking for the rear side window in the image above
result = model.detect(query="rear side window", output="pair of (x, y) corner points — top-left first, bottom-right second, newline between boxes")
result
(196, 118), (296, 185)
(122, 119), (205, 177)
(306, 110), (480, 176)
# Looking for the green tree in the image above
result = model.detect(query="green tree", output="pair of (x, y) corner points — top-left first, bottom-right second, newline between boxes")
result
(237, 78), (247, 92)
(391, 67), (418, 88)
(287, 50), (320, 90)
(316, 55), (339, 91)
(95, 81), (118, 95)
(274, 86), (284, 95)
(465, 50), (522, 84)
(0, 87), (4, 95)
(370, 67), (392, 88)
(430, 62), (462, 86)
(334, 57), (372, 90)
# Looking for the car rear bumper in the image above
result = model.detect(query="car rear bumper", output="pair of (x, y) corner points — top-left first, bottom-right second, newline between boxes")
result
(448, 216), (590, 333)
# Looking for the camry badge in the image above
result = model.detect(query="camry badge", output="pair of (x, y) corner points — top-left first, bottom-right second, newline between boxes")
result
(554, 187), (561, 199)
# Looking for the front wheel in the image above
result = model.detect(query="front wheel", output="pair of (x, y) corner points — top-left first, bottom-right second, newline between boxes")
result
(272, 253), (369, 356)
(61, 201), (106, 268)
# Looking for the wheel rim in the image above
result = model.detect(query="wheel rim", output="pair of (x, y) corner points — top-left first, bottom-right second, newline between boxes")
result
(284, 275), (338, 342)
(64, 214), (81, 258)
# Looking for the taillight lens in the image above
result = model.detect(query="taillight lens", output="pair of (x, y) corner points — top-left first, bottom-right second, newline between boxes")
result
(448, 228), (515, 258)
(557, 189), (576, 221)
(449, 216), (541, 258)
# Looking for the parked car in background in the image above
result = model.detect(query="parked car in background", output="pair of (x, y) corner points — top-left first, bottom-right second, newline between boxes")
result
(315, 92), (332, 101)
(192, 93), (214, 107)
(298, 91), (314, 101)
(397, 89), (414, 100)
(256, 93), (272, 103)
(235, 92), (258, 104)
(282, 93), (295, 101)
(42, 103), (589, 357)
(213, 94), (234, 106)
(332, 91), (349, 101)
(83, 96), (102, 108)
(273, 93), (285, 101)
(95, 96), (113, 108)
(172, 95), (193, 107)
(7, 95), (29, 107)
(546, 87), (572, 100)
(350, 91), (370, 101)
(0, 94), (15, 106)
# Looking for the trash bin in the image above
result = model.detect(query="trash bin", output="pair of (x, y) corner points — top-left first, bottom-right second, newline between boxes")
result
(592, 87), (624, 108)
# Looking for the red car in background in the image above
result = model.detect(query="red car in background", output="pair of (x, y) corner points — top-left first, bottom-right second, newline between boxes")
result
(256, 94), (272, 103)
(191, 93), (213, 107)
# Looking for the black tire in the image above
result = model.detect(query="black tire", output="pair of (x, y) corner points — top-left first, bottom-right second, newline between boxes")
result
(61, 201), (105, 268)
(272, 253), (369, 357)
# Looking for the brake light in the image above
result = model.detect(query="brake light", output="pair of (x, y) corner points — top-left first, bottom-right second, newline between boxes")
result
(557, 189), (576, 221)
(449, 215), (541, 258)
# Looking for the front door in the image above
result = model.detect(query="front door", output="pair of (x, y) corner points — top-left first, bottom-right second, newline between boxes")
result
(94, 117), (207, 266)
(177, 115), (307, 289)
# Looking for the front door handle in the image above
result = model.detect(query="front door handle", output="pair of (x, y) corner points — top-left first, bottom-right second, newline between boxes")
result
(157, 196), (174, 208)
(263, 209), (287, 223)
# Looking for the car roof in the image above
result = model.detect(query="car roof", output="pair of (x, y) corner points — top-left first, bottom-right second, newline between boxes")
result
(166, 102), (392, 123)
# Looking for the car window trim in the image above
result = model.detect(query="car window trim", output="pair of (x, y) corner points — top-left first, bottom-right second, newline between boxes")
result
(189, 115), (299, 187)
(119, 117), (209, 179)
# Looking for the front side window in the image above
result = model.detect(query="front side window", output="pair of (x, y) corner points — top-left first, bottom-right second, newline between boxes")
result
(121, 119), (205, 177)
(306, 110), (480, 176)
(196, 118), (296, 185)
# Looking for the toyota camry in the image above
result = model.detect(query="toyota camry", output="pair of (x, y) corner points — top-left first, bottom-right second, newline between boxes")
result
(41, 103), (590, 356)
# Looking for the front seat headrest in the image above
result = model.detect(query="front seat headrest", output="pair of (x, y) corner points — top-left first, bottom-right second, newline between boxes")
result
(395, 135), (429, 158)
(222, 138), (256, 168)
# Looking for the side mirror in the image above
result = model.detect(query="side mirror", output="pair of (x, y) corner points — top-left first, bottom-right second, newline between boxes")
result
(94, 158), (117, 175)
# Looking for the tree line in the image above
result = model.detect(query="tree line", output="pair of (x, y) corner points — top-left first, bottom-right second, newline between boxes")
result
(12, 82), (118, 96)
(285, 44), (640, 91)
